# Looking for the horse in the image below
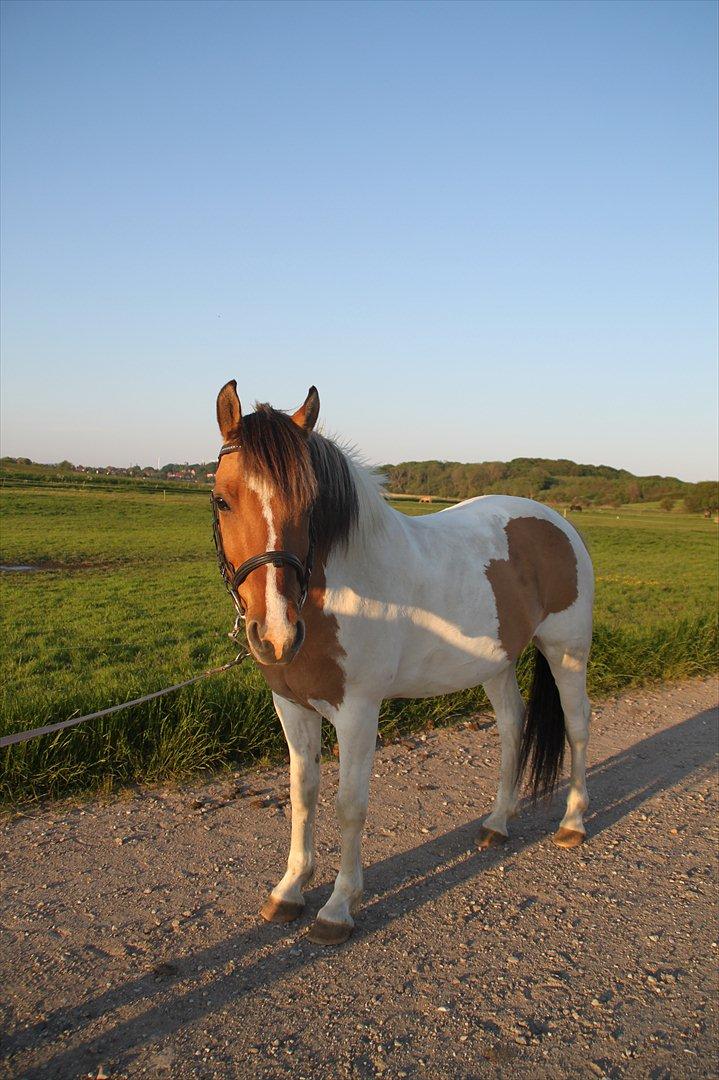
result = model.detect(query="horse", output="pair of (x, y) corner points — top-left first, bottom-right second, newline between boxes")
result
(211, 381), (594, 945)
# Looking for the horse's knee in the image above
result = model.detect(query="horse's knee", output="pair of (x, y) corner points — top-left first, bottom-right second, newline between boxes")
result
(335, 792), (367, 831)
(296, 776), (319, 807)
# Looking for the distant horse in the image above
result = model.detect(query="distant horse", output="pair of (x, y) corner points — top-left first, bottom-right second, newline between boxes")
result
(211, 382), (594, 945)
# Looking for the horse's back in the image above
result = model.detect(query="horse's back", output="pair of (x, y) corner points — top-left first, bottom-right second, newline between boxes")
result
(439, 495), (591, 574)
(405, 493), (593, 663)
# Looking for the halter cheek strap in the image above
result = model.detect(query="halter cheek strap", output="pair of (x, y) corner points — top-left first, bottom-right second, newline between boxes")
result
(211, 441), (315, 638)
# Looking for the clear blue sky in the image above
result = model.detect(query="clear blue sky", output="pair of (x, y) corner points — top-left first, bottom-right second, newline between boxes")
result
(1, 0), (717, 480)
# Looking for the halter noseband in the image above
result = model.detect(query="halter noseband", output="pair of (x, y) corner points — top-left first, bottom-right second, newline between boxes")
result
(210, 441), (315, 639)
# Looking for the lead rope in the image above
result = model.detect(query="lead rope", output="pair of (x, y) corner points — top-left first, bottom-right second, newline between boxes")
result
(0, 647), (250, 749)
(2, 443), (313, 749)
(1, 495), (252, 749)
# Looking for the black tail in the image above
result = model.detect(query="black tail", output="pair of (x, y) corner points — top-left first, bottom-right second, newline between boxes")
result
(517, 648), (565, 798)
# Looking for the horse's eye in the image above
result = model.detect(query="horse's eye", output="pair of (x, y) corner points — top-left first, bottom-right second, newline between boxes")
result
(214, 496), (230, 512)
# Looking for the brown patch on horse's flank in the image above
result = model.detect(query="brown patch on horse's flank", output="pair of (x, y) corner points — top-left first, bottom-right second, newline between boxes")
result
(553, 827), (586, 849)
(259, 896), (305, 924)
(258, 555), (347, 711)
(486, 517), (578, 661)
(306, 918), (353, 946)
(476, 826), (508, 850)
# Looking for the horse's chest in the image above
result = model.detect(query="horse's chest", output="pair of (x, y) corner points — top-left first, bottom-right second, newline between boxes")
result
(258, 602), (347, 711)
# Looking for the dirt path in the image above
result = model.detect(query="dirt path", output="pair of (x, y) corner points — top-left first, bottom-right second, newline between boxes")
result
(1, 678), (717, 1080)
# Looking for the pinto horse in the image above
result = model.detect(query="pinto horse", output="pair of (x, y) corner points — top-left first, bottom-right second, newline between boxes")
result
(212, 381), (593, 945)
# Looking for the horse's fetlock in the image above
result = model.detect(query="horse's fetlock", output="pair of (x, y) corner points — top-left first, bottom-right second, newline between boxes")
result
(334, 869), (363, 899)
(287, 859), (313, 884)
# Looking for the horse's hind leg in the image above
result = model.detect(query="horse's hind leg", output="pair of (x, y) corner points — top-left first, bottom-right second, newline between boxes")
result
(477, 665), (525, 848)
(260, 694), (321, 924)
(536, 640), (591, 847)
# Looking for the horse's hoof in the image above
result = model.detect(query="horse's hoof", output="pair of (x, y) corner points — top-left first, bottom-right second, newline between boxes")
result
(306, 918), (353, 946)
(259, 897), (305, 924)
(553, 827), (585, 849)
(476, 826), (508, 849)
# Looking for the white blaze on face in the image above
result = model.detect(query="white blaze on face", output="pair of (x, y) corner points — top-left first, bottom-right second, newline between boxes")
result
(246, 475), (294, 654)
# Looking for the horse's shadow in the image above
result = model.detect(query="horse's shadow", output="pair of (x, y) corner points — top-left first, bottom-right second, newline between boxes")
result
(5, 704), (717, 1079)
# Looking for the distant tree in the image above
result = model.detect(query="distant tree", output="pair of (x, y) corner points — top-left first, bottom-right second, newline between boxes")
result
(684, 482), (719, 515)
(659, 496), (675, 512)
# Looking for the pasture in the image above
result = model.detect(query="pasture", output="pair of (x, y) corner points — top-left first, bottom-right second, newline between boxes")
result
(1, 484), (717, 805)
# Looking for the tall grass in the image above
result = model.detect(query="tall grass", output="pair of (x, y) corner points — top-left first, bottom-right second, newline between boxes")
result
(1, 488), (717, 806)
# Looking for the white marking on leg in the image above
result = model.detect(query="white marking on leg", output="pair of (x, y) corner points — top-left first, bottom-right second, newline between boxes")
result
(314, 700), (379, 929)
(269, 695), (321, 906)
(540, 644), (591, 835)
(560, 694), (590, 834)
(481, 667), (525, 836)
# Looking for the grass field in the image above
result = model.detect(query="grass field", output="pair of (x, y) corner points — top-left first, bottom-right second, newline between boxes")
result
(1, 485), (717, 805)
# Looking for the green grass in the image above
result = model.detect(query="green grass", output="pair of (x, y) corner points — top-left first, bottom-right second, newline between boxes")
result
(1, 487), (717, 806)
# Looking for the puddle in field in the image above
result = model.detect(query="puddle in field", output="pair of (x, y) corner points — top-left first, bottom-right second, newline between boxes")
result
(1, 565), (38, 572)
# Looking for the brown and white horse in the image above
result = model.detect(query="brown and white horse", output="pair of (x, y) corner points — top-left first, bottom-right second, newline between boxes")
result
(212, 381), (593, 945)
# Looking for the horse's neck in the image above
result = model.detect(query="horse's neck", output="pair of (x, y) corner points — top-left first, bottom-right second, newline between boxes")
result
(328, 456), (413, 582)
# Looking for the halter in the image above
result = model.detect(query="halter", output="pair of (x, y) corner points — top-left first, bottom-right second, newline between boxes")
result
(210, 441), (315, 640)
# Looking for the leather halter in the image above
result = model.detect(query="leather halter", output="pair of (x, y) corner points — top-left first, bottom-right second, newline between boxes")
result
(210, 441), (315, 637)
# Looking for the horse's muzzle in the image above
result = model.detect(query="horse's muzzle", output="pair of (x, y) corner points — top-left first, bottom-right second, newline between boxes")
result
(246, 619), (306, 666)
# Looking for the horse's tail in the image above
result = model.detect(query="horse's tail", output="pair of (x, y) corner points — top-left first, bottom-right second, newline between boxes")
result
(517, 647), (565, 798)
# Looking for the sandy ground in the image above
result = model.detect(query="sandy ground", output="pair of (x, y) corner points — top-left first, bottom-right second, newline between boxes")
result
(1, 677), (717, 1080)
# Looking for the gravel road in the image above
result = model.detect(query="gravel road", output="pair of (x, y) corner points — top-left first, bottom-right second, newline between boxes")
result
(1, 677), (717, 1080)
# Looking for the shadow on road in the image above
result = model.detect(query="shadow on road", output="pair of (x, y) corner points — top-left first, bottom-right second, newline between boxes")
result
(5, 703), (717, 1078)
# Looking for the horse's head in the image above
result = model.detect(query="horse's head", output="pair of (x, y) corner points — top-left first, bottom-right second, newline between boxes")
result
(213, 380), (320, 666)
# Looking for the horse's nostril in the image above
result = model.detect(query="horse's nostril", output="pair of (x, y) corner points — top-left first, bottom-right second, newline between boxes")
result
(246, 621), (267, 652)
(246, 621), (277, 661)
(247, 618), (305, 664)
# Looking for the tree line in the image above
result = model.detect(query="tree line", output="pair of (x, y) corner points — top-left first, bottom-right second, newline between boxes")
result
(2, 454), (717, 513)
(380, 458), (719, 512)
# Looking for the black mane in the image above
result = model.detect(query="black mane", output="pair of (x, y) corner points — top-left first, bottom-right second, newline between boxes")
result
(240, 404), (359, 556)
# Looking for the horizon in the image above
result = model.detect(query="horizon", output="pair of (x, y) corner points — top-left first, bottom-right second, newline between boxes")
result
(1, 0), (717, 483)
(2, 448), (715, 487)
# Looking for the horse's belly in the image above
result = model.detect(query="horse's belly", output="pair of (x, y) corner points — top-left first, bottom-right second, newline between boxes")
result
(383, 626), (506, 699)
(387, 665), (504, 699)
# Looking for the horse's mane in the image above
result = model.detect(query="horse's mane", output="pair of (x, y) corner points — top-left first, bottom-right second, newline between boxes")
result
(239, 404), (362, 557)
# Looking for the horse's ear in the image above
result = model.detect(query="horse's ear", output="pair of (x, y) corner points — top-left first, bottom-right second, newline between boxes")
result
(291, 386), (320, 433)
(216, 380), (242, 441)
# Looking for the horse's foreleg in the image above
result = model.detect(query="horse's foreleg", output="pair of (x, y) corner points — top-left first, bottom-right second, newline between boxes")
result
(259, 694), (321, 924)
(477, 666), (525, 848)
(307, 700), (379, 945)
